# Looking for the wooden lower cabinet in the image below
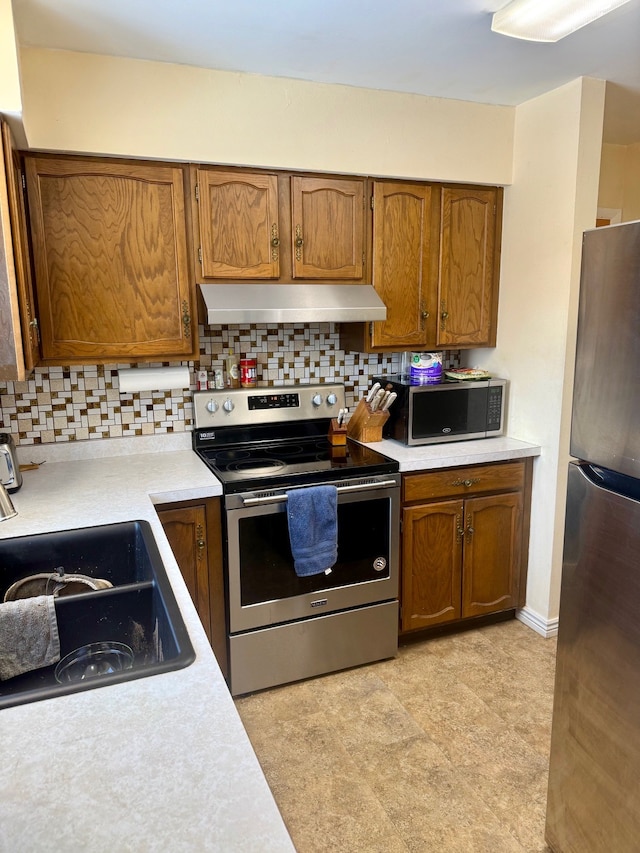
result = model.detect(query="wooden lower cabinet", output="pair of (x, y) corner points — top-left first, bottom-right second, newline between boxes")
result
(400, 459), (532, 634)
(156, 497), (227, 678)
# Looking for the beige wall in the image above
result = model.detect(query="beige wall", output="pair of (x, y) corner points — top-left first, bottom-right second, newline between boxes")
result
(599, 142), (640, 221)
(0, 0), (21, 115)
(468, 77), (606, 630)
(18, 47), (514, 185)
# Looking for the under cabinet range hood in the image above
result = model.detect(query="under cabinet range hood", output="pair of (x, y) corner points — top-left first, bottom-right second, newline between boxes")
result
(199, 284), (387, 325)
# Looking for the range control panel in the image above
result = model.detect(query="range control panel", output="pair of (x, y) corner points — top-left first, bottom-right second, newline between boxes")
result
(193, 383), (346, 428)
(248, 393), (300, 410)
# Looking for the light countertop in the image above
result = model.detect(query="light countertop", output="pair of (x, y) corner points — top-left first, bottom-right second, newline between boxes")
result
(0, 442), (295, 853)
(0, 431), (540, 851)
(364, 435), (541, 470)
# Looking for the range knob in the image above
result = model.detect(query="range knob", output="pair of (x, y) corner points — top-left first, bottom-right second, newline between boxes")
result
(327, 393), (338, 406)
(223, 398), (235, 413)
(311, 393), (323, 407)
(206, 399), (219, 414)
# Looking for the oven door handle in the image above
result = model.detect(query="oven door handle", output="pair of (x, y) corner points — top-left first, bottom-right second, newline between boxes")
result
(241, 479), (398, 506)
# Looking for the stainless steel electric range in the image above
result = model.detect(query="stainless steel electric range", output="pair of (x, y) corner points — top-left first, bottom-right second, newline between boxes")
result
(192, 383), (400, 696)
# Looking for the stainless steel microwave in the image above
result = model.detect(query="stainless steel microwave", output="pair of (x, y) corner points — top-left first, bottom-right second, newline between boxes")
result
(373, 375), (506, 446)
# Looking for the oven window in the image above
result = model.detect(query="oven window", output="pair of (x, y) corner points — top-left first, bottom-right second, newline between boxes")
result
(237, 497), (391, 606)
(411, 387), (489, 439)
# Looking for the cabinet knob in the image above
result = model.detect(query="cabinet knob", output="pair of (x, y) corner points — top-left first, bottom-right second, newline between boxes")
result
(441, 311), (449, 320)
(421, 310), (429, 321)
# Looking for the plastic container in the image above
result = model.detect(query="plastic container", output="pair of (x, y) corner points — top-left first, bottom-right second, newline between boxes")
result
(225, 349), (240, 388)
(240, 358), (257, 388)
(196, 369), (208, 391)
(409, 352), (443, 384)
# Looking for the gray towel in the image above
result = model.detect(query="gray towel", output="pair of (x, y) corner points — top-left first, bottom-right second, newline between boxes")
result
(0, 595), (61, 680)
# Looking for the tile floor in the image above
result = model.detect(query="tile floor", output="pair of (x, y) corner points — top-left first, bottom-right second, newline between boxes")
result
(235, 618), (557, 853)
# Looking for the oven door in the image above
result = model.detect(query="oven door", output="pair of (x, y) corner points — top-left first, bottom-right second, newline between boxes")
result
(225, 475), (400, 633)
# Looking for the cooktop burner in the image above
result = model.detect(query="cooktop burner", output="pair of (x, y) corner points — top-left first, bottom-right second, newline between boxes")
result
(192, 383), (399, 493)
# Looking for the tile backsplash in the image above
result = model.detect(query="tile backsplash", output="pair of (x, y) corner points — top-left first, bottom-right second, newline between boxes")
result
(0, 324), (460, 445)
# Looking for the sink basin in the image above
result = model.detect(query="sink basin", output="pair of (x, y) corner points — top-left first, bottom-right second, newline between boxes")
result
(0, 520), (195, 709)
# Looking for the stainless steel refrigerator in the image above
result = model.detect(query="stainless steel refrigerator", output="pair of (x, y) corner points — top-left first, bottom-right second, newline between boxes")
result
(546, 220), (640, 852)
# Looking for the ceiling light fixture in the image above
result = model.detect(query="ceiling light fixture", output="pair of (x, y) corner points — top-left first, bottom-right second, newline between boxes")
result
(491, 0), (633, 42)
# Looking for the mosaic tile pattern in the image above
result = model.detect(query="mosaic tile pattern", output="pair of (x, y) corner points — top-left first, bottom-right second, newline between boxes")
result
(0, 324), (460, 444)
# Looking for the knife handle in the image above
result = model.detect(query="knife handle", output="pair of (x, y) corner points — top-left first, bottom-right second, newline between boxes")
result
(370, 388), (385, 412)
(366, 382), (381, 404)
(381, 392), (397, 412)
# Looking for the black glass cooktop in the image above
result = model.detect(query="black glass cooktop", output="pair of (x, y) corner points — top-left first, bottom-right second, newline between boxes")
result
(193, 423), (398, 494)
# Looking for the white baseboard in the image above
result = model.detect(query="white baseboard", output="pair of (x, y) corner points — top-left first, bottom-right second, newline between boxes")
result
(516, 605), (559, 639)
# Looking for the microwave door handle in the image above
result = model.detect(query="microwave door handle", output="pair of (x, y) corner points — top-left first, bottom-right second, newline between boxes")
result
(241, 479), (398, 506)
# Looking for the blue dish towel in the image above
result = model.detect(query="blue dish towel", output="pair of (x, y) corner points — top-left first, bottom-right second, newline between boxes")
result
(286, 485), (338, 577)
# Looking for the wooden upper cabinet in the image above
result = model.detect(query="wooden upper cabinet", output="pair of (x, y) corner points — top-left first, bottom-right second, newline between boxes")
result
(369, 181), (436, 350)
(25, 155), (195, 362)
(437, 186), (502, 348)
(0, 119), (40, 379)
(192, 168), (368, 284)
(195, 169), (280, 280)
(290, 176), (365, 280)
(341, 181), (503, 354)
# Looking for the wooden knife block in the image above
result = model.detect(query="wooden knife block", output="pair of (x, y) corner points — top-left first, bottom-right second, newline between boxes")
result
(346, 399), (389, 443)
(328, 419), (348, 445)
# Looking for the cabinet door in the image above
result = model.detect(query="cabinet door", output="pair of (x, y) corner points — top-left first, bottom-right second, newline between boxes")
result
(195, 169), (280, 280)
(25, 156), (194, 361)
(0, 121), (39, 377)
(437, 186), (500, 348)
(290, 176), (365, 280)
(461, 491), (522, 618)
(401, 500), (463, 631)
(158, 504), (212, 643)
(370, 181), (436, 350)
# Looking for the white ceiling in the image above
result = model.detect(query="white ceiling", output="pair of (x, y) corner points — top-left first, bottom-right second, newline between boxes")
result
(11, 0), (640, 144)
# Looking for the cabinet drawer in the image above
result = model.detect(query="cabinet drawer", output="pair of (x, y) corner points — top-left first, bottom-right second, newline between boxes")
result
(403, 461), (525, 503)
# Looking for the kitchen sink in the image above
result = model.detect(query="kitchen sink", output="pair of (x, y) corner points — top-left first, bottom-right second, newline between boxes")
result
(0, 520), (195, 710)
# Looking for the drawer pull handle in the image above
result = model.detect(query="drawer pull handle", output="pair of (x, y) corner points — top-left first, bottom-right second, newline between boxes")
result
(271, 223), (280, 260)
(196, 524), (205, 561)
(450, 477), (481, 488)
(295, 224), (304, 261)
